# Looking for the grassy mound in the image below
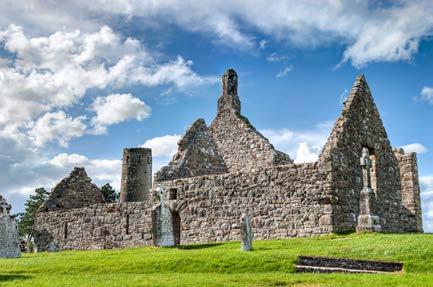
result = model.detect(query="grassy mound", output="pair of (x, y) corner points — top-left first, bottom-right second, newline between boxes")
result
(1, 233), (433, 286)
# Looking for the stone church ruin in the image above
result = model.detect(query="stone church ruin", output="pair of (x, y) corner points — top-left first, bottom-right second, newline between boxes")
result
(35, 69), (423, 251)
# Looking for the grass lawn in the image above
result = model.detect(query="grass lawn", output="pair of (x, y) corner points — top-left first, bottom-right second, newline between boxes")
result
(1, 232), (433, 286)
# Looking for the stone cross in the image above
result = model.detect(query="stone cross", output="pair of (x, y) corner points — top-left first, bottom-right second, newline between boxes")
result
(0, 197), (21, 258)
(240, 213), (253, 251)
(0, 197), (11, 216)
(156, 185), (166, 205)
(356, 147), (381, 232)
(360, 147), (372, 189)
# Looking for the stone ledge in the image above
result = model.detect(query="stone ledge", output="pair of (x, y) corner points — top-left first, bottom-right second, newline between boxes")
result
(295, 256), (403, 273)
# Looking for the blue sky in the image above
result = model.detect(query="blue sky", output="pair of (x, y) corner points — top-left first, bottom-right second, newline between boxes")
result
(1, 1), (433, 231)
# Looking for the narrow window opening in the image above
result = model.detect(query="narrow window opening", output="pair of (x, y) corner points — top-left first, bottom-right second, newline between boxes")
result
(169, 188), (178, 200)
(64, 223), (68, 240)
(126, 214), (130, 235)
(126, 155), (129, 163)
(147, 157), (151, 164)
(138, 155), (141, 162)
(369, 152), (377, 192)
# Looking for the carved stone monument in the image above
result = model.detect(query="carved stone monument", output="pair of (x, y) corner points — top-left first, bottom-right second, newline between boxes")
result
(152, 186), (179, 247)
(240, 213), (253, 251)
(356, 148), (381, 232)
(0, 196), (21, 258)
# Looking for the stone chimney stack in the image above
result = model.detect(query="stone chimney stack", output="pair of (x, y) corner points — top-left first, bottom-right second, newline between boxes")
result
(217, 69), (241, 115)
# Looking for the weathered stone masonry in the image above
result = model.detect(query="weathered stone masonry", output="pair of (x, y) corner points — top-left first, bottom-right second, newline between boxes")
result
(35, 70), (423, 251)
(36, 202), (153, 251)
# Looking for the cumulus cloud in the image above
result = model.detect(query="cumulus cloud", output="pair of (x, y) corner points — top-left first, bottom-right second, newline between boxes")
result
(275, 65), (293, 78)
(420, 86), (433, 104)
(3, 1), (433, 67)
(90, 93), (151, 134)
(261, 121), (332, 163)
(399, 143), (428, 154)
(142, 135), (181, 157)
(142, 134), (181, 174)
(27, 111), (87, 147)
(0, 132), (121, 213)
(0, 24), (215, 147)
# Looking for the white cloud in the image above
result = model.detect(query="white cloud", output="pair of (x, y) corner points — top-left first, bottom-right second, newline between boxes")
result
(261, 121), (332, 163)
(0, 132), (121, 214)
(3, 1), (432, 67)
(90, 93), (151, 134)
(275, 65), (293, 78)
(267, 52), (287, 62)
(399, 143), (428, 154)
(420, 86), (433, 104)
(420, 176), (433, 232)
(49, 153), (121, 190)
(295, 142), (320, 163)
(142, 135), (181, 157)
(27, 111), (87, 147)
(141, 134), (181, 176)
(0, 24), (215, 147)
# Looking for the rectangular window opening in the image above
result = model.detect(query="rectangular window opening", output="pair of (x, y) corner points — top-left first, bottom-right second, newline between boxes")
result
(169, 188), (178, 200)
(126, 214), (130, 235)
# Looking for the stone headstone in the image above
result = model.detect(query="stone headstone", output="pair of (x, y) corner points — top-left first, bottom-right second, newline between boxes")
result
(0, 196), (21, 258)
(240, 213), (253, 251)
(152, 186), (179, 247)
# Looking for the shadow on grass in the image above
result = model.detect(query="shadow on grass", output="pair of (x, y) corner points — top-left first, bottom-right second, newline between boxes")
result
(176, 243), (224, 250)
(0, 274), (31, 282)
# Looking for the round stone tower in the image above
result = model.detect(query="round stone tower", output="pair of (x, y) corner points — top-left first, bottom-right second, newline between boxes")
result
(119, 148), (152, 203)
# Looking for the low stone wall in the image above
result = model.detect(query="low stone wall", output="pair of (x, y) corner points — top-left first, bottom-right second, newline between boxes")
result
(35, 202), (154, 250)
(158, 162), (334, 243)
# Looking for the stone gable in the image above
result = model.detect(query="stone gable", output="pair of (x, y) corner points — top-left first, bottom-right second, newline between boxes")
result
(319, 75), (403, 232)
(39, 167), (105, 212)
(208, 69), (292, 172)
(155, 118), (228, 181)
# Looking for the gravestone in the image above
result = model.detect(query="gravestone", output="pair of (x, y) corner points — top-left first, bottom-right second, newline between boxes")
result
(152, 186), (179, 247)
(0, 196), (21, 258)
(356, 147), (381, 232)
(240, 213), (253, 251)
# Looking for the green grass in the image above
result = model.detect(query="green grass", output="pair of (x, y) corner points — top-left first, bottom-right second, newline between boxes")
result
(1, 233), (433, 286)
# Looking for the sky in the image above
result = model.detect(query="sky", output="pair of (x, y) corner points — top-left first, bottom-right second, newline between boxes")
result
(1, 0), (433, 231)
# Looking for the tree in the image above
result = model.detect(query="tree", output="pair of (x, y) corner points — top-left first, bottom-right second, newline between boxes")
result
(18, 187), (49, 241)
(100, 183), (119, 203)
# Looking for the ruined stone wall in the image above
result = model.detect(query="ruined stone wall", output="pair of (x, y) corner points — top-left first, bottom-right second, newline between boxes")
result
(319, 76), (404, 233)
(208, 69), (292, 173)
(155, 119), (228, 181)
(35, 202), (153, 250)
(158, 163), (334, 243)
(394, 149), (423, 232)
(36, 163), (335, 250)
(120, 148), (152, 202)
(39, 167), (105, 212)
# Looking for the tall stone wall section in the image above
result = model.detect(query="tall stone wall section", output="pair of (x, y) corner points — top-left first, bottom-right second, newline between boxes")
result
(319, 75), (404, 233)
(35, 202), (153, 250)
(120, 148), (152, 202)
(208, 69), (292, 173)
(394, 148), (423, 232)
